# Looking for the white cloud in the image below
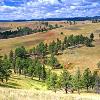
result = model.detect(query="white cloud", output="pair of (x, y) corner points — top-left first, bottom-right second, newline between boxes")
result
(0, 0), (100, 20)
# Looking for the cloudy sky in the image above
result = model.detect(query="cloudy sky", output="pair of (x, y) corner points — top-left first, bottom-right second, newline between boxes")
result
(0, 0), (100, 20)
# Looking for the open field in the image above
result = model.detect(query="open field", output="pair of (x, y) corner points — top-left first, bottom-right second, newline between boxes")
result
(0, 87), (100, 100)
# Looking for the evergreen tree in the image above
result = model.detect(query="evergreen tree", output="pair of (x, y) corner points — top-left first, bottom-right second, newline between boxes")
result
(90, 71), (98, 89)
(9, 50), (14, 63)
(47, 72), (58, 92)
(60, 69), (71, 93)
(82, 68), (92, 92)
(35, 60), (42, 80)
(41, 65), (47, 81)
(15, 46), (27, 58)
(28, 59), (37, 79)
(37, 42), (46, 57)
(48, 41), (56, 54)
(72, 68), (82, 94)
(56, 38), (61, 50)
(49, 54), (58, 69)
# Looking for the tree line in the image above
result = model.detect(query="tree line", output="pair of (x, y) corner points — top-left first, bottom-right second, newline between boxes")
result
(0, 23), (63, 39)
(30, 33), (94, 57)
(47, 68), (100, 94)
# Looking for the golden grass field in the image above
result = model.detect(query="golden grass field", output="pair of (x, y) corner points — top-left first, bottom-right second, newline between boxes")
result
(0, 87), (100, 100)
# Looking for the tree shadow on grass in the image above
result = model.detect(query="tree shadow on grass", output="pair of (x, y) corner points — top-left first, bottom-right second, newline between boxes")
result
(0, 82), (21, 89)
(12, 77), (22, 80)
(32, 78), (44, 83)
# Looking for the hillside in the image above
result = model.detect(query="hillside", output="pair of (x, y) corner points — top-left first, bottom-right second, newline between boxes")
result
(0, 21), (100, 72)
(0, 21), (100, 100)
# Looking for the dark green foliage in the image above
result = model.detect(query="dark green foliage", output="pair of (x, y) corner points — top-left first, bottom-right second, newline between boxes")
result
(47, 72), (58, 92)
(49, 54), (59, 69)
(56, 38), (61, 50)
(41, 65), (47, 81)
(48, 41), (56, 54)
(84, 37), (93, 47)
(0, 27), (32, 39)
(0, 56), (12, 82)
(15, 46), (27, 58)
(90, 71), (98, 89)
(60, 69), (71, 93)
(36, 42), (47, 57)
(35, 60), (43, 80)
(9, 50), (14, 63)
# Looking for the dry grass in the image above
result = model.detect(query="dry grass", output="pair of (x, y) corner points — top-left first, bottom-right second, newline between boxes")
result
(0, 87), (100, 100)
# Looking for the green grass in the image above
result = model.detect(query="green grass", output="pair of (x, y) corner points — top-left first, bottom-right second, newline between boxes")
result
(0, 74), (47, 90)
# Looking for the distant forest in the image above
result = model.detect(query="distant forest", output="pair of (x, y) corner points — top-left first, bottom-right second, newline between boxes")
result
(0, 16), (100, 22)
(0, 22), (63, 39)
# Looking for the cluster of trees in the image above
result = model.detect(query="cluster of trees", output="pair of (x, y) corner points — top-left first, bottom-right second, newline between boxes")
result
(0, 23), (63, 39)
(30, 34), (94, 58)
(0, 27), (33, 39)
(47, 68), (100, 94)
(92, 19), (100, 23)
(8, 46), (47, 81)
(0, 55), (12, 82)
(66, 21), (77, 25)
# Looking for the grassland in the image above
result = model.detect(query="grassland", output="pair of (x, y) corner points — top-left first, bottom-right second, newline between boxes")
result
(0, 87), (100, 100)
(0, 21), (100, 72)
(0, 21), (100, 100)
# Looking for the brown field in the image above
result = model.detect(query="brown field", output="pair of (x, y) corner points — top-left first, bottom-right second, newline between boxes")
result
(0, 21), (100, 72)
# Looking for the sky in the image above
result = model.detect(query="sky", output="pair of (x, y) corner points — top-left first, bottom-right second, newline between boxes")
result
(0, 0), (100, 20)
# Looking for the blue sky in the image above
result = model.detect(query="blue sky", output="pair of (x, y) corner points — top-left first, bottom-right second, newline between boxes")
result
(0, 0), (100, 20)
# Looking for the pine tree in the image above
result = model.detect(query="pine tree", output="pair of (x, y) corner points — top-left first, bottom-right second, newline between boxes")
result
(72, 68), (82, 94)
(15, 46), (27, 58)
(9, 50), (14, 63)
(82, 68), (92, 92)
(35, 60), (42, 80)
(49, 54), (58, 69)
(47, 72), (58, 92)
(41, 65), (46, 81)
(1, 55), (12, 82)
(60, 69), (71, 93)
(91, 71), (98, 89)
